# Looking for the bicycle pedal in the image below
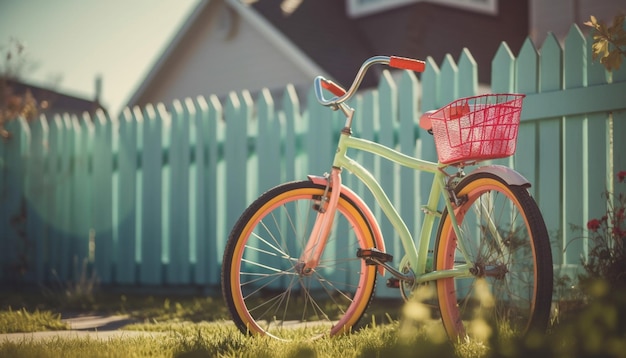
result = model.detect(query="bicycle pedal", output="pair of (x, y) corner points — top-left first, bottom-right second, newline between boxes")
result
(386, 278), (400, 289)
(357, 248), (393, 266)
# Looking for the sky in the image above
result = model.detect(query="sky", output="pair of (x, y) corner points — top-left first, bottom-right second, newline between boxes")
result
(0, 0), (201, 115)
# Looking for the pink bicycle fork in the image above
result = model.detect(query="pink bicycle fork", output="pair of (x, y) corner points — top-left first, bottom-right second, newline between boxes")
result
(297, 167), (342, 274)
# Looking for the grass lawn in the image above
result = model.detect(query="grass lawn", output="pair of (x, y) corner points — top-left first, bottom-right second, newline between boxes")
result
(1, 281), (626, 358)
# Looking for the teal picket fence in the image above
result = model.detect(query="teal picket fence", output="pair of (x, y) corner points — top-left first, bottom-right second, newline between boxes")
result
(1, 25), (625, 296)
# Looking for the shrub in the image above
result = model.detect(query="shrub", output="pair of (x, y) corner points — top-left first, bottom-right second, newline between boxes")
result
(578, 170), (626, 290)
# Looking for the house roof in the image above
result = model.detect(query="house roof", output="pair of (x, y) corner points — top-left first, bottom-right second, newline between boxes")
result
(251, 0), (529, 86)
(6, 79), (105, 118)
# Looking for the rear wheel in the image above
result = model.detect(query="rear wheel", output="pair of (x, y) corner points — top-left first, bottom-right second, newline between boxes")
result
(221, 181), (377, 340)
(434, 173), (552, 339)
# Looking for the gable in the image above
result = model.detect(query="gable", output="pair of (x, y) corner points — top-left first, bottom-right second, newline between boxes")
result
(128, 0), (327, 109)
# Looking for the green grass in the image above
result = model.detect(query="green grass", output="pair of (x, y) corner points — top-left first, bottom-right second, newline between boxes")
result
(0, 289), (472, 358)
(2, 281), (626, 358)
(0, 308), (69, 333)
(0, 321), (469, 358)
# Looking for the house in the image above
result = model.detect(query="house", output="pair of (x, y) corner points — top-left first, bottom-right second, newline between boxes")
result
(5, 78), (106, 118)
(126, 0), (624, 110)
(126, 0), (329, 110)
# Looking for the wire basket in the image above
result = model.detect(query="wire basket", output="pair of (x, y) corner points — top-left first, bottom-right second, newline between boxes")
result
(429, 94), (525, 165)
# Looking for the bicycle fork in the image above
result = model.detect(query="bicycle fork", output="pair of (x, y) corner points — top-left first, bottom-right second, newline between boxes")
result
(297, 167), (343, 275)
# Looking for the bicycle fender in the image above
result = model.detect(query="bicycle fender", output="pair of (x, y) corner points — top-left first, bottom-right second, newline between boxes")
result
(468, 165), (531, 187)
(308, 175), (387, 275)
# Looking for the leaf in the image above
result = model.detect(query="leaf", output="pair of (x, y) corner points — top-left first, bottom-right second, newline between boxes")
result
(592, 40), (609, 57)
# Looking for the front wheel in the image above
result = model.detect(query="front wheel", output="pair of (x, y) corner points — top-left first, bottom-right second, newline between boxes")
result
(221, 180), (378, 340)
(434, 173), (553, 339)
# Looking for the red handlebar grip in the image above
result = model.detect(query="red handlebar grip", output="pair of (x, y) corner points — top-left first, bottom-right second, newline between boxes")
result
(389, 56), (426, 72)
(321, 79), (346, 97)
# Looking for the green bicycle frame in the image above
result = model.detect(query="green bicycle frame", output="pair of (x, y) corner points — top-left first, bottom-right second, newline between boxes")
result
(333, 129), (474, 283)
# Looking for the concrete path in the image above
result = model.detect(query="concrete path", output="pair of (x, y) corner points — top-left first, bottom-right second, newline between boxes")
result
(0, 314), (161, 343)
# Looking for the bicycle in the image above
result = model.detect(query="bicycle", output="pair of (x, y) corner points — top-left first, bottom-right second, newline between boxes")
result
(221, 56), (553, 341)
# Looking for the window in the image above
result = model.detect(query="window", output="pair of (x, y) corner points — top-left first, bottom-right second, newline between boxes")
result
(346, 0), (498, 18)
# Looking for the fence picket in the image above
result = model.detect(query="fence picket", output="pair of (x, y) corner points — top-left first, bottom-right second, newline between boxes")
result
(140, 104), (163, 284)
(225, 91), (251, 236)
(26, 117), (49, 282)
(0, 118), (29, 282)
(514, 39), (539, 197)
(377, 71), (399, 271)
(491, 42), (515, 93)
(196, 94), (223, 286)
(190, 96), (208, 285)
(47, 116), (64, 281)
(458, 48), (477, 97)
(92, 111), (114, 282)
(537, 33), (564, 266)
(72, 115), (91, 277)
(167, 99), (191, 284)
(257, 88), (280, 194)
(59, 115), (75, 280)
(282, 84), (300, 182)
(439, 54), (459, 105)
(355, 90), (378, 209)
(116, 107), (139, 284)
(398, 70), (420, 239)
(418, 56), (440, 220)
(305, 86), (334, 176)
(562, 25), (587, 268)
(614, 112), (626, 200)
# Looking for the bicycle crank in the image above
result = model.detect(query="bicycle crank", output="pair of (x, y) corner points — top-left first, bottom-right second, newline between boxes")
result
(357, 248), (415, 287)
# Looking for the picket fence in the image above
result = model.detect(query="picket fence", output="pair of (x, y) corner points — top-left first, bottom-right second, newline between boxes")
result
(1, 25), (625, 297)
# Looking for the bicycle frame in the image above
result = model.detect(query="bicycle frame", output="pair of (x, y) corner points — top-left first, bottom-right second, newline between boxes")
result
(299, 118), (474, 285)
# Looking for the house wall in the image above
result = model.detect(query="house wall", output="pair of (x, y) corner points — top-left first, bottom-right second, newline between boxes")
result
(253, 0), (529, 87)
(356, 1), (530, 83)
(530, 0), (624, 44)
(133, 4), (314, 108)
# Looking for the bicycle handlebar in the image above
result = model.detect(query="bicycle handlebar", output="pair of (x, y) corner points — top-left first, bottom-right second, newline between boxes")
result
(314, 55), (426, 107)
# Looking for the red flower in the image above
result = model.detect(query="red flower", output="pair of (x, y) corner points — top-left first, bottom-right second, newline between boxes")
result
(587, 219), (601, 231)
(618, 170), (626, 183)
(613, 227), (625, 237)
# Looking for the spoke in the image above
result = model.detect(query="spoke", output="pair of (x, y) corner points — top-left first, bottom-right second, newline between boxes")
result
(240, 270), (293, 289)
(241, 257), (294, 275)
(300, 276), (333, 322)
(312, 270), (355, 306)
(252, 225), (292, 259)
(268, 204), (300, 259)
(242, 272), (288, 300)
(244, 242), (297, 262)
(458, 282), (478, 313)
(475, 193), (509, 259)
(282, 200), (313, 251)
(248, 274), (299, 320)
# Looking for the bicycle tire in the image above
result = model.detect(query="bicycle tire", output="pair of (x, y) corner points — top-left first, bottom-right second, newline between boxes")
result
(221, 180), (378, 340)
(434, 172), (553, 339)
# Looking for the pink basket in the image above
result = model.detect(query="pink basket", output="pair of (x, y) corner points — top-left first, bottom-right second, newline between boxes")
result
(429, 94), (525, 165)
